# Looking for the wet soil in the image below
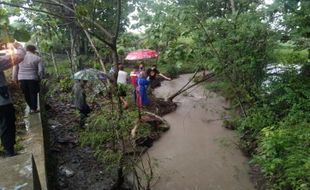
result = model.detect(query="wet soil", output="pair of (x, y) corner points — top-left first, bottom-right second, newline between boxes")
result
(45, 87), (175, 189)
(46, 100), (115, 190)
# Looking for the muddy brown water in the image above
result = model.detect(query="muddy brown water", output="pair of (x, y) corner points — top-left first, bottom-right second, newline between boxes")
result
(148, 74), (255, 190)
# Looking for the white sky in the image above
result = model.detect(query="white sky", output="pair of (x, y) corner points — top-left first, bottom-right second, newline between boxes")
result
(265, 0), (274, 5)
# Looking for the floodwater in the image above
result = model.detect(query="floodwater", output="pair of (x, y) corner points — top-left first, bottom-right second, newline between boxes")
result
(148, 74), (255, 190)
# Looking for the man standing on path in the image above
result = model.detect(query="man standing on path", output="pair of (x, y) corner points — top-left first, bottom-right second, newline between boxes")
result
(0, 43), (26, 157)
(73, 80), (91, 128)
(117, 64), (129, 109)
(13, 45), (44, 113)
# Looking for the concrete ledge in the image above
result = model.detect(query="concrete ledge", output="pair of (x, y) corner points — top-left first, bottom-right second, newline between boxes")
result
(0, 95), (48, 190)
(23, 109), (48, 190)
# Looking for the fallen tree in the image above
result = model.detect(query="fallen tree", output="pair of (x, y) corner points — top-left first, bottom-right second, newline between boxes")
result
(167, 72), (216, 102)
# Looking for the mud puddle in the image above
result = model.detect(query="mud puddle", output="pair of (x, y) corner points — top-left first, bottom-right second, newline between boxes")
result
(147, 74), (255, 190)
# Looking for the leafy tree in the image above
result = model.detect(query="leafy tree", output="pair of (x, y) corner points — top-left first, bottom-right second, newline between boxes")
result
(268, 0), (310, 62)
(0, 7), (30, 45)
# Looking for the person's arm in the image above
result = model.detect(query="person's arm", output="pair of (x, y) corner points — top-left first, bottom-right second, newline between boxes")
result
(0, 44), (25, 71)
(159, 73), (171, 80)
(142, 78), (150, 85)
(0, 56), (12, 71)
(12, 65), (19, 82)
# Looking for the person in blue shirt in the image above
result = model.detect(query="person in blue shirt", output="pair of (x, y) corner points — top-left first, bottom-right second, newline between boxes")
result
(136, 71), (150, 107)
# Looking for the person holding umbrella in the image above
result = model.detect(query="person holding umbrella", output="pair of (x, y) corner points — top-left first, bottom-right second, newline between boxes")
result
(72, 68), (108, 127)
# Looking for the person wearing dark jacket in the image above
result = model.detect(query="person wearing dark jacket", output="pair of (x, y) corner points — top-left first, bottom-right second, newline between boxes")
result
(146, 65), (171, 89)
(73, 80), (91, 128)
(0, 43), (25, 157)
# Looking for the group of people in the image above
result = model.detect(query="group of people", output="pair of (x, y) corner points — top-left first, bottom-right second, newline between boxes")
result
(129, 63), (171, 107)
(0, 43), (43, 157)
(73, 63), (171, 127)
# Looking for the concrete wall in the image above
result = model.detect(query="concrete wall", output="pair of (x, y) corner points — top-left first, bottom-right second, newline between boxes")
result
(0, 95), (48, 190)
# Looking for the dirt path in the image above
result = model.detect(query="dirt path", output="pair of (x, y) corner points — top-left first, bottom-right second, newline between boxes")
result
(148, 74), (255, 190)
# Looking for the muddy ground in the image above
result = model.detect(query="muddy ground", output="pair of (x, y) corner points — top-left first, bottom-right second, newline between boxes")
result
(46, 99), (114, 190)
(45, 87), (176, 189)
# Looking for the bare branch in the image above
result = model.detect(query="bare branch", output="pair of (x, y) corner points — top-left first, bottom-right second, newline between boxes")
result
(88, 31), (114, 49)
(32, 0), (63, 7)
(81, 27), (111, 85)
(168, 72), (215, 102)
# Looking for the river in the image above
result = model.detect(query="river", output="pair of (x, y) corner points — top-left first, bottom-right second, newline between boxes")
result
(147, 74), (255, 190)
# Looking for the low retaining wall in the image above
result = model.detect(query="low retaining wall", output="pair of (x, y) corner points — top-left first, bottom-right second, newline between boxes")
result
(0, 95), (48, 190)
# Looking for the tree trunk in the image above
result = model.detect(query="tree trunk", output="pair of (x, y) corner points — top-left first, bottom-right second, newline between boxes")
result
(230, 0), (236, 14)
(70, 28), (78, 72)
(308, 48), (310, 63)
(50, 51), (59, 78)
(65, 50), (74, 76)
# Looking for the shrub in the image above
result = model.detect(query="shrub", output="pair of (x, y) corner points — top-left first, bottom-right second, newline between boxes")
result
(165, 64), (179, 78)
(255, 122), (310, 190)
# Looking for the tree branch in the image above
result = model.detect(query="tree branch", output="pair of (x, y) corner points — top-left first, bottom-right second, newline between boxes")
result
(50, 0), (114, 40)
(114, 0), (122, 42)
(88, 31), (114, 49)
(192, 13), (222, 60)
(0, 1), (73, 19)
(168, 72), (215, 102)
(81, 26), (111, 85)
(32, 0), (63, 7)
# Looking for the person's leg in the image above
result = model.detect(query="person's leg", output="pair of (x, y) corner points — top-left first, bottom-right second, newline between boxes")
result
(28, 80), (40, 111)
(118, 85), (128, 109)
(0, 104), (16, 156)
(20, 80), (32, 108)
(79, 109), (89, 128)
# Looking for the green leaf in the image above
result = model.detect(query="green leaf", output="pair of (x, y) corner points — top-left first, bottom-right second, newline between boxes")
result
(13, 29), (31, 42)
(10, 22), (23, 30)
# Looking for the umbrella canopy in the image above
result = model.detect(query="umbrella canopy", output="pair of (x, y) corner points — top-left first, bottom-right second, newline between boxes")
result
(73, 68), (107, 81)
(125, 49), (158, 61)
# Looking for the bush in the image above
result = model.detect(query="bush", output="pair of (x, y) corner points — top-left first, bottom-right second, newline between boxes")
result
(271, 48), (308, 65)
(165, 64), (179, 78)
(255, 122), (310, 190)
(237, 71), (310, 189)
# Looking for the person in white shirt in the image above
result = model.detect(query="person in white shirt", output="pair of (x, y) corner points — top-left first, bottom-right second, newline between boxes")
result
(13, 45), (44, 113)
(117, 64), (128, 109)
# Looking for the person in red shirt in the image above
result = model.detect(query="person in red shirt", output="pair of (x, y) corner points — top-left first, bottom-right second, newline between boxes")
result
(130, 65), (139, 88)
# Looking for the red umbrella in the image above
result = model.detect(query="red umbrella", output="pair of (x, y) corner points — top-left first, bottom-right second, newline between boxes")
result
(125, 49), (158, 60)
